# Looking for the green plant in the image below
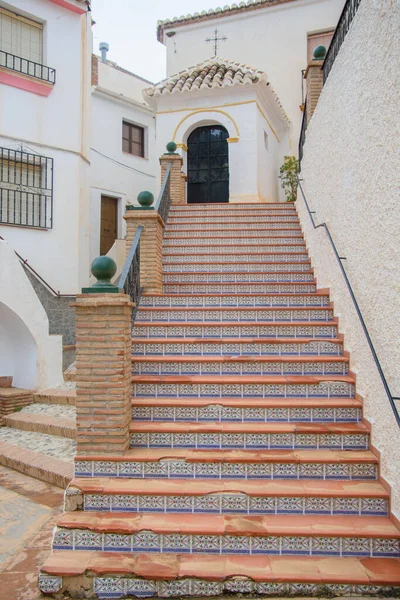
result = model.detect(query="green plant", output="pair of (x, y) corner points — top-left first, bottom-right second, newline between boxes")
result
(279, 156), (299, 202)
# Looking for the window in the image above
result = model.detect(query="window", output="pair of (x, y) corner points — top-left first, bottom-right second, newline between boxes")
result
(307, 30), (334, 63)
(122, 121), (145, 157)
(0, 8), (43, 63)
(0, 147), (53, 228)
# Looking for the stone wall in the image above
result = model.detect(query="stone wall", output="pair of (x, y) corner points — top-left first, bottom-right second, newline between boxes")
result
(299, 0), (400, 517)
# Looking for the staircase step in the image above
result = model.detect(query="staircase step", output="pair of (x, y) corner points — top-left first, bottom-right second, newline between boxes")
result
(74, 449), (379, 480)
(52, 513), (400, 557)
(163, 243), (306, 252)
(163, 253), (310, 262)
(140, 292), (330, 308)
(33, 386), (76, 405)
(132, 356), (349, 376)
(130, 421), (367, 451)
(163, 261), (312, 272)
(39, 551), (400, 597)
(163, 283), (316, 294)
(136, 306), (333, 322)
(165, 221), (300, 231)
(163, 272), (315, 283)
(131, 396), (359, 423)
(71, 477), (388, 516)
(2, 410), (75, 439)
(164, 231), (303, 240)
(132, 338), (344, 357)
(169, 210), (297, 219)
(133, 321), (337, 339)
(169, 203), (296, 211)
(167, 217), (300, 225)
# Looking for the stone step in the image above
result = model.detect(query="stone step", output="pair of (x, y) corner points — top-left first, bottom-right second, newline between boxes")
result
(131, 356), (349, 376)
(131, 397), (359, 423)
(163, 261), (312, 272)
(140, 292), (330, 308)
(0, 436), (73, 488)
(51, 513), (400, 557)
(130, 421), (367, 451)
(164, 283), (317, 294)
(74, 448), (379, 481)
(133, 320), (337, 339)
(163, 253), (310, 262)
(136, 306), (333, 322)
(38, 552), (400, 598)
(162, 272), (315, 283)
(70, 478), (388, 517)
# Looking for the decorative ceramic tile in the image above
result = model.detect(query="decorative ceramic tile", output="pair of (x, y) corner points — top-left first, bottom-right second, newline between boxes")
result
(38, 575), (62, 594)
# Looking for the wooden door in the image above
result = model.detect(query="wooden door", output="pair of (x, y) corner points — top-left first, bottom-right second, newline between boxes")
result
(100, 195), (118, 255)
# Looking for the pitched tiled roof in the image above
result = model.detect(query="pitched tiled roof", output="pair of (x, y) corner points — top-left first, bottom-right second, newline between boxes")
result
(144, 58), (266, 98)
(157, 0), (295, 42)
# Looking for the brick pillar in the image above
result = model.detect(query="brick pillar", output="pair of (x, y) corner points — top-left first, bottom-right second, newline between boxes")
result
(160, 153), (185, 205)
(124, 209), (164, 294)
(73, 293), (133, 456)
(305, 59), (324, 125)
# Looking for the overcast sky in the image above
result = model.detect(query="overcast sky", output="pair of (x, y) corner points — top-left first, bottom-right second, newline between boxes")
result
(91, 0), (226, 83)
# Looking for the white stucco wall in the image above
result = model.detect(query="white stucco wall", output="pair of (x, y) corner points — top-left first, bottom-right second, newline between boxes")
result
(298, 0), (400, 517)
(0, 240), (63, 389)
(90, 61), (157, 261)
(152, 84), (289, 203)
(0, 0), (91, 293)
(161, 0), (344, 148)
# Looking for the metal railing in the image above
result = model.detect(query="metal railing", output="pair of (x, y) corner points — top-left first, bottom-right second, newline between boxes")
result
(323, 0), (362, 83)
(298, 102), (307, 168)
(154, 162), (172, 224)
(0, 50), (56, 84)
(118, 225), (142, 313)
(0, 147), (54, 229)
(297, 177), (400, 427)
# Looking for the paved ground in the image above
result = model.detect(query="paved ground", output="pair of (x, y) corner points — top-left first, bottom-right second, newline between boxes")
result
(0, 465), (64, 600)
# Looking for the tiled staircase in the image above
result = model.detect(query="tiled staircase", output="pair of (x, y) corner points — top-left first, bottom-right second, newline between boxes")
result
(39, 203), (400, 598)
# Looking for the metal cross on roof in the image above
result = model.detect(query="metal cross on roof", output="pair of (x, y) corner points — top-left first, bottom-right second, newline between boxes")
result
(205, 29), (227, 57)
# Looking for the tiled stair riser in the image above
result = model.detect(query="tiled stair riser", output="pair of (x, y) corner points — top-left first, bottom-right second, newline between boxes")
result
(163, 254), (310, 263)
(132, 361), (347, 376)
(52, 528), (400, 557)
(132, 340), (344, 356)
(136, 308), (334, 321)
(163, 262), (312, 272)
(133, 324), (337, 338)
(164, 232), (303, 239)
(162, 273), (315, 283)
(163, 244), (306, 253)
(167, 213), (298, 221)
(130, 432), (367, 451)
(74, 460), (379, 480)
(83, 494), (387, 516)
(140, 295), (330, 308)
(165, 222), (300, 231)
(163, 284), (316, 294)
(131, 405), (359, 422)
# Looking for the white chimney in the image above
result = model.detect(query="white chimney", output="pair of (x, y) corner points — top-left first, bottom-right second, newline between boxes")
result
(99, 42), (109, 63)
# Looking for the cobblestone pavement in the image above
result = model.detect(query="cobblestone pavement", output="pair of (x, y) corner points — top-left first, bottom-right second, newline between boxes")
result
(21, 403), (76, 420)
(0, 429), (76, 462)
(0, 465), (64, 599)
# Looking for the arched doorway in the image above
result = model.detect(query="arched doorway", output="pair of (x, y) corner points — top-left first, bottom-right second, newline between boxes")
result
(187, 125), (229, 203)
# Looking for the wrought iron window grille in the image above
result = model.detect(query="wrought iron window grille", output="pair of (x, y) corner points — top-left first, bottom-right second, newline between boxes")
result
(0, 50), (56, 84)
(0, 147), (54, 229)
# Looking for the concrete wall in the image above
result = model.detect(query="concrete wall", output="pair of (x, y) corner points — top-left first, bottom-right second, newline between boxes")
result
(162, 0), (344, 149)
(299, 0), (400, 517)
(0, 0), (91, 293)
(0, 240), (63, 389)
(90, 61), (157, 261)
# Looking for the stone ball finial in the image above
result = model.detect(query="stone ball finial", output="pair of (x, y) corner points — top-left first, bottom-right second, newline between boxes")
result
(313, 45), (326, 60)
(84, 255), (119, 293)
(137, 190), (154, 207)
(166, 141), (177, 154)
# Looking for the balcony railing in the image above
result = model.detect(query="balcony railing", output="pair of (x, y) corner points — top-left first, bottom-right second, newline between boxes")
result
(323, 0), (362, 83)
(154, 161), (172, 224)
(0, 50), (56, 84)
(0, 147), (54, 229)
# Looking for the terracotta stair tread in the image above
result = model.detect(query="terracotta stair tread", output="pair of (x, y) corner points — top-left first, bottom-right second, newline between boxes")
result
(40, 550), (400, 584)
(131, 374), (354, 384)
(75, 448), (378, 464)
(132, 337), (343, 345)
(142, 291), (328, 299)
(131, 355), (347, 364)
(129, 422), (367, 434)
(55, 512), (400, 538)
(131, 397), (360, 408)
(164, 282), (316, 288)
(70, 477), (387, 498)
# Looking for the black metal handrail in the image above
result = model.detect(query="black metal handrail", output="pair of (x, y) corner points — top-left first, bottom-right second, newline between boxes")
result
(323, 0), (362, 83)
(154, 162), (172, 224)
(296, 177), (400, 426)
(298, 101), (307, 168)
(0, 50), (56, 84)
(118, 225), (142, 312)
